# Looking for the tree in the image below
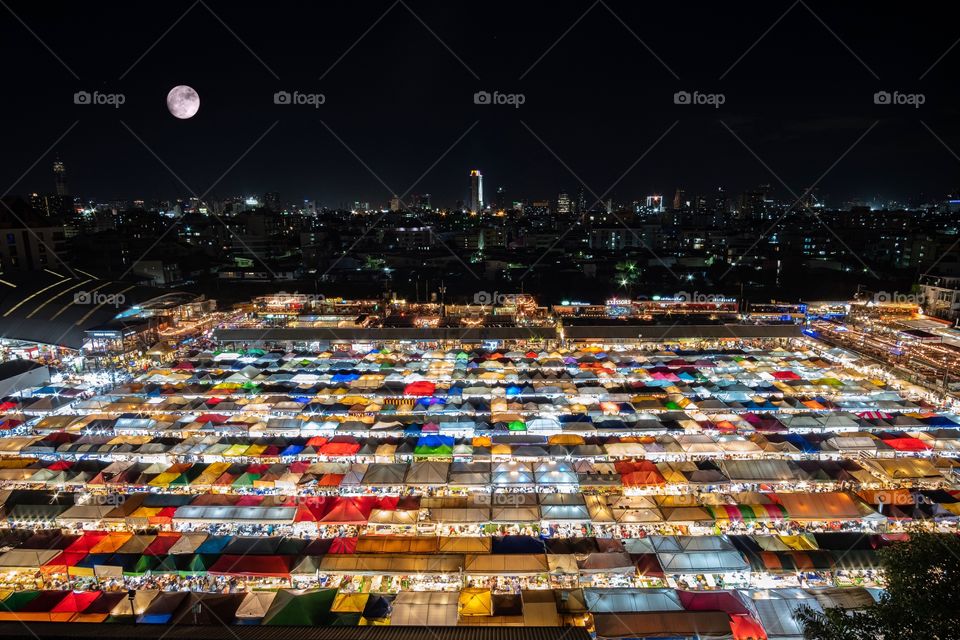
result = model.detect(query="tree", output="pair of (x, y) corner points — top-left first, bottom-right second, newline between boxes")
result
(797, 532), (960, 640)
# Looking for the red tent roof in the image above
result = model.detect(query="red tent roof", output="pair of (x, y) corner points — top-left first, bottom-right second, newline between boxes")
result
(730, 614), (767, 640)
(65, 532), (108, 553)
(771, 371), (801, 380)
(404, 381), (436, 396)
(328, 536), (358, 554)
(294, 506), (318, 522)
(319, 498), (369, 524)
(678, 590), (751, 616)
(195, 413), (229, 424)
(318, 442), (361, 456)
(42, 551), (84, 570)
(317, 473), (344, 486)
(881, 437), (931, 452)
(615, 460), (666, 486)
(50, 591), (103, 613)
(208, 554), (292, 578)
(142, 532), (181, 555)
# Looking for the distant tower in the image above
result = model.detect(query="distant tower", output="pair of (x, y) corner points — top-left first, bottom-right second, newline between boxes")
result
(469, 169), (483, 213)
(495, 186), (506, 211)
(672, 188), (685, 210)
(53, 156), (68, 196)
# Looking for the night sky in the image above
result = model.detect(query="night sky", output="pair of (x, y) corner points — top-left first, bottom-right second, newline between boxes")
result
(3, 1), (960, 207)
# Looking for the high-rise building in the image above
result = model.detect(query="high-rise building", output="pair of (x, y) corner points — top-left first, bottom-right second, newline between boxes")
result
(672, 188), (685, 210)
(409, 193), (432, 211)
(53, 156), (68, 196)
(263, 192), (281, 211)
(469, 170), (483, 213)
(714, 187), (728, 214)
(645, 195), (663, 212)
(557, 192), (571, 215)
(799, 186), (820, 209)
(737, 184), (772, 221)
(576, 186), (587, 215)
(494, 186), (506, 211)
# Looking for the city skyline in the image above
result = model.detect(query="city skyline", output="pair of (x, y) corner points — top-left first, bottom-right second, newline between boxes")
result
(17, 154), (958, 212)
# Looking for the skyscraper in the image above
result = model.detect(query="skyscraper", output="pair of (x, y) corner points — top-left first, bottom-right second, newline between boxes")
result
(469, 170), (483, 213)
(53, 156), (68, 196)
(672, 188), (685, 210)
(576, 186), (587, 215)
(557, 192), (571, 215)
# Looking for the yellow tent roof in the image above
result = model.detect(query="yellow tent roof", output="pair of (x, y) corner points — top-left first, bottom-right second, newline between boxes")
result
(148, 473), (181, 487)
(89, 532), (133, 554)
(332, 592), (369, 613)
(778, 534), (818, 550)
(223, 444), (250, 456)
(459, 588), (493, 617)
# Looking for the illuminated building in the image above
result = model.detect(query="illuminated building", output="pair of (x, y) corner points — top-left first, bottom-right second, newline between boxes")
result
(469, 169), (483, 213)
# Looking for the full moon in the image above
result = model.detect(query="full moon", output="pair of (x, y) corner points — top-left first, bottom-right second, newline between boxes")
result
(166, 85), (200, 119)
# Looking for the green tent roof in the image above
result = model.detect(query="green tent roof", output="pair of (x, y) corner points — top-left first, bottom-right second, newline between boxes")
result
(263, 589), (336, 626)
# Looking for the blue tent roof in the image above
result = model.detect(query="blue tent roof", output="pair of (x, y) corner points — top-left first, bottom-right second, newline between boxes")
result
(417, 435), (454, 448)
(280, 444), (304, 457)
(783, 433), (820, 453)
(196, 535), (233, 554)
(492, 535), (547, 554)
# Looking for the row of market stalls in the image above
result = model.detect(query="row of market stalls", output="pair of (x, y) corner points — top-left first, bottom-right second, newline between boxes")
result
(7, 427), (960, 463)
(4, 344), (942, 420)
(13, 393), (940, 426)
(0, 456), (953, 496)
(4, 484), (953, 537)
(0, 343), (947, 638)
(0, 583), (881, 638)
